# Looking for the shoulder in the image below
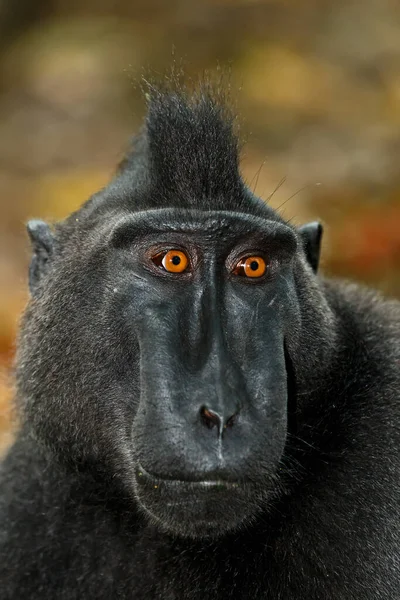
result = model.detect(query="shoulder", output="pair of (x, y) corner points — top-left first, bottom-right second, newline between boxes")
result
(323, 277), (400, 341)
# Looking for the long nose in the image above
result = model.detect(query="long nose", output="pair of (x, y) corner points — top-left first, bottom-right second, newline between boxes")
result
(179, 283), (245, 435)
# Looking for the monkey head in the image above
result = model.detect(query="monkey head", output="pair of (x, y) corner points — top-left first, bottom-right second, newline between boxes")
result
(17, 89), (335, 539)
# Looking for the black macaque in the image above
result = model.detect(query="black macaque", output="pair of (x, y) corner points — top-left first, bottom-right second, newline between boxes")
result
(0, 84), (399, 600)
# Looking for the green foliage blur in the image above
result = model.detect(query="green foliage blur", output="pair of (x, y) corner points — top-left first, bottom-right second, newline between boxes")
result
(0, 0), (399, 447)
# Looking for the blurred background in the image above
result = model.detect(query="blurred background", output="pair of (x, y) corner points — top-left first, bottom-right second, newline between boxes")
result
(0, 0), (399, 452)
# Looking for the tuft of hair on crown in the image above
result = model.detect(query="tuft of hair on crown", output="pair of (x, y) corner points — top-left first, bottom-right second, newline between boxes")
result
(127, 70), (245, 205)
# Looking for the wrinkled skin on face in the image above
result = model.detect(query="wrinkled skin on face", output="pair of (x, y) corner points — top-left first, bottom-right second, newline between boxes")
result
(111, 210), (299, 536)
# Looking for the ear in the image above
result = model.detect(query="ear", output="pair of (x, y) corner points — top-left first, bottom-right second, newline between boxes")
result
(298, 222), (323, 273)
(26, 220), (55, 295)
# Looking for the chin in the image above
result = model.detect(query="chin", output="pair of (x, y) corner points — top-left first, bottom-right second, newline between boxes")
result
(133, 465), (270, 539)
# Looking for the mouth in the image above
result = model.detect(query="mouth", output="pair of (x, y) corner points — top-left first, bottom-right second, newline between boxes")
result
(133, 464), (262, 539)
(136, 464), (242, 490)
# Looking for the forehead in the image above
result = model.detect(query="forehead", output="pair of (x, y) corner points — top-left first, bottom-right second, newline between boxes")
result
(109, 208), (292, 243)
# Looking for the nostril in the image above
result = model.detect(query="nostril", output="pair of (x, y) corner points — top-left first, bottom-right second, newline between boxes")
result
(200, 407), (239, 432)
(200, 407), (221, 430)
(224, 414), (237, 429)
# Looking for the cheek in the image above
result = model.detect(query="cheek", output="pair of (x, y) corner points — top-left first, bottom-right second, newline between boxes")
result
(244, 361), (289, 444)
(228, 304), (286, 370)
(236, 325), (289, 439)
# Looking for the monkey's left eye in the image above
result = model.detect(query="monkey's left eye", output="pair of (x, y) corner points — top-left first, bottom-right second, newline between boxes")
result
(152, 250), (189, 273)
(232, 256), (267, 278)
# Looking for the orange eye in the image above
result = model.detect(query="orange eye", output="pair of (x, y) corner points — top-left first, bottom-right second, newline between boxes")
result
(233, 256), (267, 278)
(152, 250), (189, 273)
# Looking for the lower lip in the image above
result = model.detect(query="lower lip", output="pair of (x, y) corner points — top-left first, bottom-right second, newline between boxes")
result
(136, 465), (241, 490)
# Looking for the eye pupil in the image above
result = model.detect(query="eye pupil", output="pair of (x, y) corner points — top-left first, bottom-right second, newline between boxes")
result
(172, 255), (181, 265)
(250, 260), (259, 271)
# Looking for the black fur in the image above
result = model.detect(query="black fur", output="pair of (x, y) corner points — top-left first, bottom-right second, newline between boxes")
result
(0, 86), (399, 599)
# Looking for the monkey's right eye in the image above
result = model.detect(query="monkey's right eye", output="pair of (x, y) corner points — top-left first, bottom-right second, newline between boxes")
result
(151, 250), (189, 273)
